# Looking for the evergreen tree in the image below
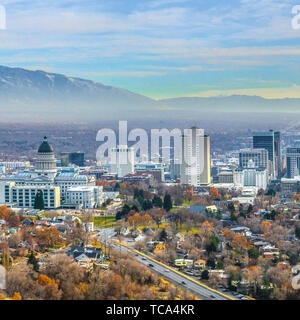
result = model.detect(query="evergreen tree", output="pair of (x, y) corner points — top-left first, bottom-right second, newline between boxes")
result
(152, 195), (163, 208)
(201, 270), (209, 280)
(114, 183), (120, 191)
(228, 202), (235, 214)
(247, 204), (253, 215)
(34, 190), (45, 210)
(159, 229), (168, 242)
(248, 246), (259, 259)
(163, 194), (172, 212)
(27, 251), (39, 272)
(142, 200), (153, 211)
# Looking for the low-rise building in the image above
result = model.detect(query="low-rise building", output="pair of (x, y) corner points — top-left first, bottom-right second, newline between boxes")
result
(65, 186), (103, 209)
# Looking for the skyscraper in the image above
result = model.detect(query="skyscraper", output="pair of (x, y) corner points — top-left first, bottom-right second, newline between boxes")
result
(180, 127), (211, 186)
(286, 147), (300, 179)
(274, 131), (281, 178)
(109, 145), (135, 178)
(253, 130), (281, 179)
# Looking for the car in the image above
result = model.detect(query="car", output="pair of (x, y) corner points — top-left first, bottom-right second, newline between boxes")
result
(181, 281), (186, 285)
(222, 288), (229, 292)
(135, 253), (139, 256)
(148, 263), (154, 267)
(232, 292), (239, 296)
(240, 297), (248, 300)
(142, 257), (146, 261)
(165, 269), (170, 272)
(210, 294), (216, 299)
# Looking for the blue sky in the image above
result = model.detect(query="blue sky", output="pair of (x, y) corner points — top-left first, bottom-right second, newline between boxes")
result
(1, 0), (300, 98)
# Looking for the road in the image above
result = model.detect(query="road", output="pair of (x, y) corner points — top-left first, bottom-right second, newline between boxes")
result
(110, 240), (235, 301)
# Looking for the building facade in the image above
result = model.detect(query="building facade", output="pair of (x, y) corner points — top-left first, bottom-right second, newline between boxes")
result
(180, 127), (211, 186)
(286, 147), (300, 179)
(253, 130), (281, 179)
(109, 145), (135, 178)
(0, 137), (97, 209)
(234, 160), (268, 190)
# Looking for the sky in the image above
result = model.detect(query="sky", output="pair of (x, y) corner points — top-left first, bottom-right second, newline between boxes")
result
(1, 0), (300, 99)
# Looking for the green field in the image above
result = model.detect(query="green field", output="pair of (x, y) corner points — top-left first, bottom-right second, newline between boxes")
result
(94, 215), (117, 228)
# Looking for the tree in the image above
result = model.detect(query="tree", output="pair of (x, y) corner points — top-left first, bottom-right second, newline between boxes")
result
(205, 235), (219, 254)
(12, 292), (22, 300)
(128, 213), (142, 227)
(227, 202), (235, 214)
(232, 234), (249, 252)
(43, 254), (86, 300)
(201, 270), (209, 280)
(150, 208), (166, 229)
(243, 266), (264, 295)
(116, 204), (131, 220)
(206, 257), (216, 270)
(27, 251), (39, 272)
(152, 195), (163, 208)
(34, 190), (45, 210)
(36, 227), (63, 250)
(7, 213), (20, 228)
(142, 200), (153, 211)
(163, 194), (172, 212)
(1, 248), (11, 269)
(248, 246), (259, 260)
(141, 213), (154, 227)
(210, 187), (221, 200)
(0, 205), (12, 220)
(247, 204), (253, 215)
(37, 274), (62, 300)
(159, 229), (168, 242)
(114, 183), (120, 191)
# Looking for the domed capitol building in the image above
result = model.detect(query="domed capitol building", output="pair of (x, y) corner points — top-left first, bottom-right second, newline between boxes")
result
(0, 137), (102, 209)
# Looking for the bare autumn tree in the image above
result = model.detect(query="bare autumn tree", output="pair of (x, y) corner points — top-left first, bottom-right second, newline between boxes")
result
(6, 264), (39, 300)
(150, 208), (167, 229)
(43, 254), (86, 300)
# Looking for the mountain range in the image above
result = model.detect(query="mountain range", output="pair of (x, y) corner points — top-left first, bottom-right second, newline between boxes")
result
(0, 65), (299, 123)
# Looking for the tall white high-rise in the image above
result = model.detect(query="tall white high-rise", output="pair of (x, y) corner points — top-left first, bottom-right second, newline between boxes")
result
(110, 145), (135, 178)
(180, 127), (211, 186)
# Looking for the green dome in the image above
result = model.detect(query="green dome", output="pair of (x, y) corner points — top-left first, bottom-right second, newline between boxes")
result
(38, 136), (54, 153)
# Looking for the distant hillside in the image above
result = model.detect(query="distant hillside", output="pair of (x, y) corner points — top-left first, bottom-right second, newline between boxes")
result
(0, 65), (160, 122)
(159, 95), (300, 113)
(0, 65), (299, 123)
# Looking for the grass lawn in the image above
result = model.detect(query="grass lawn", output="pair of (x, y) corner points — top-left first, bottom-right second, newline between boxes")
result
(183, 200), (193, 206)
(177, 224), (201, 235)
(94, 215), (117, 228)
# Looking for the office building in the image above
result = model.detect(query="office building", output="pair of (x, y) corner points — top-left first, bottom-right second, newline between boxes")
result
(234, 159), (268, 190)
(65, 186), (103, 209)
(0, 137), (96, 208)
(109, 145), (134, 178)
(0, 182), (60, 209)
(253, 130), (281, 179)
(61, 152), (86, 167)
(281, 176), (300, 195)
(239, 148), (268, 169)
(286, 147), (300, 179)
(180, 127), (211, 186)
